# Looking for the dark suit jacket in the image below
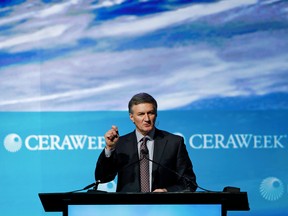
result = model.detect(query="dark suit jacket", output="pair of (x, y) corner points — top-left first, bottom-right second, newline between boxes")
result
(95, 128), (197, 192)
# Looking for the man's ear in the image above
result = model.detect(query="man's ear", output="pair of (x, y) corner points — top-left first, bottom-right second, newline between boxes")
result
(129, 113), (134, 123)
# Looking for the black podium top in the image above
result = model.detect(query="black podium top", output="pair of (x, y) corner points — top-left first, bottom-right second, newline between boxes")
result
(38, 191), (249, 213)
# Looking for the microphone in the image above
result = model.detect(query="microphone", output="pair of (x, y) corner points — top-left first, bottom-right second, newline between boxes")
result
(83, 182), (97, 190)
(84, 180), (103, 190)
(96, 155), (146, 184)
(67, 180), (107, 193)
(123, 157), (145, 169)
(140, 152), (212, 192)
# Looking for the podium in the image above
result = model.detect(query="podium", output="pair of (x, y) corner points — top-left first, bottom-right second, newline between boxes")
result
(39, 191), (249, 216)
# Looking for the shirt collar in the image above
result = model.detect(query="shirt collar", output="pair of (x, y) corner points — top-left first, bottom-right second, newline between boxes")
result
(135, 128), (155, 143)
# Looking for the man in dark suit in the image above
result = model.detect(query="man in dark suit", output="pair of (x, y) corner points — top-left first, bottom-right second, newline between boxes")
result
(95, 92), (197, 192)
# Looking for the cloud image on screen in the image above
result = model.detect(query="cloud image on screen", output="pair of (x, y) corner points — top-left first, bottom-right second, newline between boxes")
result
(0, 0), (287, 111)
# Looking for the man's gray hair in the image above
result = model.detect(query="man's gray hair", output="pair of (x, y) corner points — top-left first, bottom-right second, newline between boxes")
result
(128, 92), (158, 114)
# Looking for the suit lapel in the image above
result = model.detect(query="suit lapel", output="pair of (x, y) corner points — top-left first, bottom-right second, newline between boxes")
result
(152, 129), (167, 171)
(122, 131), (141, 191)
(126, 131), (138, 156)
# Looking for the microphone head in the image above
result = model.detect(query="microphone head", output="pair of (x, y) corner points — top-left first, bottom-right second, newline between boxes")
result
(83, 182), (96, 190)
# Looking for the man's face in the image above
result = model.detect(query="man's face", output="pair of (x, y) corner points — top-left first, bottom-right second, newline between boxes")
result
(129, 103), (157, 136)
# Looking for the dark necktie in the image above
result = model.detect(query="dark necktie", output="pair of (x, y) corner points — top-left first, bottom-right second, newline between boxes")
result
(140, 136), (150, 192)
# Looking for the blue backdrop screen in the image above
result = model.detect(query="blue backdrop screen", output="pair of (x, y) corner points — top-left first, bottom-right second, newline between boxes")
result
(1, 111), (288, 215)
(0, 0), (288, 216)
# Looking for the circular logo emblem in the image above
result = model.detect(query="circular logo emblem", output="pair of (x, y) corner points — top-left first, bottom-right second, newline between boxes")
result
(98, 181), (116, 192)
(4, 134), (22, 152)
(260, 177), (284, 201)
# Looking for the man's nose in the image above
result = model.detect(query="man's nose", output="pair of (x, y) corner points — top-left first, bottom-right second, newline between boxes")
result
(144, 113), (150, 121)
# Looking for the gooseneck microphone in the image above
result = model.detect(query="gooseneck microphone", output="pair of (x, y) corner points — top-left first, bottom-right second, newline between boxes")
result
(83, 182), (98, 190)
(67, 180), (106, 193)
(84, 180), (102, 190)
(140, 149), (212, 192)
